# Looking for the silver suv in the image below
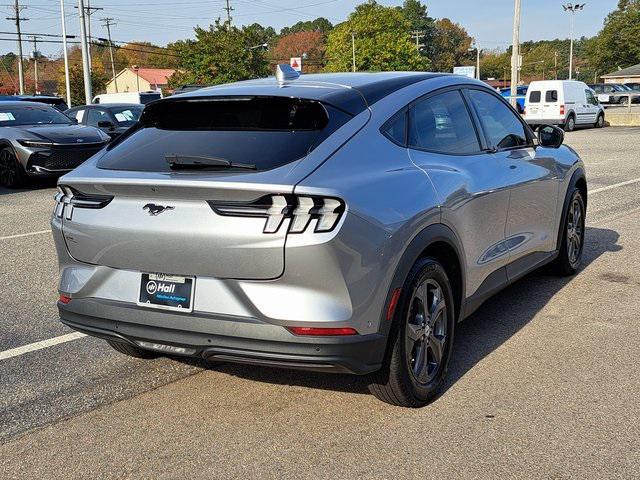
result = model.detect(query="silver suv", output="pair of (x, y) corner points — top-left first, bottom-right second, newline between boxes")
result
(52, 69), (586, 407)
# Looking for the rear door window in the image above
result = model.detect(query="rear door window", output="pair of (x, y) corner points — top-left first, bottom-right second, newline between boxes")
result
(467, 89), (530, 150)
(529, 91), (541, 103)
(545, 90), (558, 102)
(97, 96), (352, 172)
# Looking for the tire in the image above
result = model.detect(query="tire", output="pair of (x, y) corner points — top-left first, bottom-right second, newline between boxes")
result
(550, 188), (585, 276)
(0, 146), (27, 188)
(620, 96), (629, 106)
(594, 113), (605, 128)
(368, 258), (455, 407)
(563, 114), (576, 132)
(107, 340), (160, 359)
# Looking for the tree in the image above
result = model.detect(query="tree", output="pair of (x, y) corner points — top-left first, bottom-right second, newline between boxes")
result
(400, 0), (436, 59)
(168, 20), (271, 87)
(271, 31), (327, 72)
(280, 17), (333, 36)
(430, 18), (473, 72)
(324, 1), (430, 72)
(112, 41), (178, 71)
(587, 0), (640, 75)
(61, 64), (108, 105)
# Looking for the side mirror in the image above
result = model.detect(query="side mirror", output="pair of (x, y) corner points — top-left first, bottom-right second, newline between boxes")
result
(537, 124), (564, 148)
(97, 120), (115, 130)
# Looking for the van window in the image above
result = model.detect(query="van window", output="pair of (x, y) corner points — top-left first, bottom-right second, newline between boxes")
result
(529, 91), (541, 103)
(97, 96), (352, 172)
(545, 90), (558, 102)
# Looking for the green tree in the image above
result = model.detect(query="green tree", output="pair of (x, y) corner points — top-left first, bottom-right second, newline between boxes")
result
(280, 18), (333, 36)
(430, 18), (473, 72)
(61, 64), (108, 105)
(400, 0), (436, 59)
(324, 1), (430, 72)
(587, 0), (640, 75)
(169, 20), (271, 87)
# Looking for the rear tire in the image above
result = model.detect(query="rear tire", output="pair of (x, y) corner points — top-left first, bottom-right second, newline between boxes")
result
(550, 188), (585, 276)
(368, 258), (455, 407)
(563, 114), (576, 132)
(594, 113), (605, 128)
(0, 147), (27, 188)
(107, 340), (160, 359)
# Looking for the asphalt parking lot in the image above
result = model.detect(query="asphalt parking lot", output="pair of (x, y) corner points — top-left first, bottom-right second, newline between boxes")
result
(1, 127), (639, 479)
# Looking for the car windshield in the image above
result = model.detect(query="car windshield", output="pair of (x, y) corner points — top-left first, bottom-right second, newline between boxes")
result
(0, 104), (72, 126)
(110, 106), (143, 127)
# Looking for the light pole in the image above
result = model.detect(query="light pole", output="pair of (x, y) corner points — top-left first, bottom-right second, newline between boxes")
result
(469, 43), (480, 80)
(60, 0), (71, 106)
(350, 32), (356, 72)
(77, 0), (92, 104)
(510, 0), (521, 107)
(563, 3), (585, 80)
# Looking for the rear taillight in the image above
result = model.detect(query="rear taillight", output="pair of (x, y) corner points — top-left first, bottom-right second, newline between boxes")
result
(59, 294), (72, 304)
(287, 326), (358, 336)
(54, 185), (113, 220)
(560, 105), (565, 115)
(209, 195), (345, 234)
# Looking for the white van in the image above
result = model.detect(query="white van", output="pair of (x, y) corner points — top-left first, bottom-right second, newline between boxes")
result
(524, 80), (604, 131)
(93, 91), (162, 105)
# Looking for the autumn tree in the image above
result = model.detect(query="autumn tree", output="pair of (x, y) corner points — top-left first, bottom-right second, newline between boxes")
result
(430, 18), (473, 72)
(272, 31), (327, 72)
(324, 1), (430, 72)
(60, 64), (108, 105)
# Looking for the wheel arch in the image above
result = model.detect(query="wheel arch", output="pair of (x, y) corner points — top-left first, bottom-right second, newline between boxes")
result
(556, 167), (587, 250)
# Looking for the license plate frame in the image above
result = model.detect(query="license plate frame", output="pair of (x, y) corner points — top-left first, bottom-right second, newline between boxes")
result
(137, 273), (195, 313)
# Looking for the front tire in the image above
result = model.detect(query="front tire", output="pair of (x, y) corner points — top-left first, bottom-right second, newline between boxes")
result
(368, 258), (455, 407)
(0, 147), (27, 188)
(107, 340), (160, 359)
(551, 188), (585, 276)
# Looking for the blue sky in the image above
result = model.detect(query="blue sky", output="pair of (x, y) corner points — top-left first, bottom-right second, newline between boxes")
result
(0, 0), (619, 56)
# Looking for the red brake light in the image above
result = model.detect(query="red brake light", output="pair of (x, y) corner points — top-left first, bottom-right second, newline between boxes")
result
(287, 327), (358, 336)
(560, 104), (565, 115)
(387, 288), (402, 321)
(59, 294), (72, 304)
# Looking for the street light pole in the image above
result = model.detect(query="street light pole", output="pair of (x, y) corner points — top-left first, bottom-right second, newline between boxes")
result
(563, 3), (585, 80)
(77, 0), (92, 104)
(351, 32), (356, 72)
(510, 0), (521, 107)
(60, 0), (71, 106)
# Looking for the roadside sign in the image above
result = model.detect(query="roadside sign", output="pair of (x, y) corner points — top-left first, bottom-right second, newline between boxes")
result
(290, 57), (302, 72)
(453, 66), (475, 78)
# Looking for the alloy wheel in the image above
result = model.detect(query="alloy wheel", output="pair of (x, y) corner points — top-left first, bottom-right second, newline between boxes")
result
(0, 149), (17, 187)
(566, 197), (584, 265)
(405, 278), (447, 385)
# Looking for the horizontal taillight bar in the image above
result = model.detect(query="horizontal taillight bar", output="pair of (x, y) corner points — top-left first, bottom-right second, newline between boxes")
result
(287, 326), (358, 336)
(54, 185), (113, 220)
(208, 194), (345, 234)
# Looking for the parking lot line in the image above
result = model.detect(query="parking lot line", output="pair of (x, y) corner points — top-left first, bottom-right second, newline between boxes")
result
(0, 332), (86, 361)
(589, 177), (640, 194)
(0, 229), (50, 241)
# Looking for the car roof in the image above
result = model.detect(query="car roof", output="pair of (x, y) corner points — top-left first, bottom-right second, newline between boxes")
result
(0, 100), (57, 108)
(70, 103), (142, 109)
(176, 72), (446, 115)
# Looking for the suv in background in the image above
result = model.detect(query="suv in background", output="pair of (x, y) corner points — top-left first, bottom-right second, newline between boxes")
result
(589, 83), (639, 105)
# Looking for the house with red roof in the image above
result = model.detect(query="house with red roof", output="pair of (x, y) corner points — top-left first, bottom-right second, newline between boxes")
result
(105, 67), (176, 94)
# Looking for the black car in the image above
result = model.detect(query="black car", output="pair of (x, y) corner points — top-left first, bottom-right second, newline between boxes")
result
(65, 104), (144, 140)
(0, 95), (69, 112)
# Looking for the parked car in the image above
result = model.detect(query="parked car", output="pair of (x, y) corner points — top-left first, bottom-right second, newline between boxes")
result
(0, 94), (68, 112)
(500, 85), (528, 113)
(93, 91), (161, 105)
(53, 68), (587, 407)
(524, 80), (604, 131)
(0, 102), (109, 188)
(624, 82), (640, 92)
(66, 104), (144, 140)
(588, 83), (639, 105)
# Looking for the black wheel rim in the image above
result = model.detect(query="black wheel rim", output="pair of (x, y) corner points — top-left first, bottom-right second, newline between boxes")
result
(566, 197), (584, 265)
(0, 149), (17, 186)
(405, 278), (447, 385)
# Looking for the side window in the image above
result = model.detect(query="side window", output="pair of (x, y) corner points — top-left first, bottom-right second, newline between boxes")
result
(86, 109), (108, 127)
(407, 90), (480, 154)
(545, 90), (558, 102)
(69, 108), (85, 123)
(381, 110), (406, 146)
(529, 91), (541, 103)
(585, 90), (598, 105)
(467, 89), (529, 150)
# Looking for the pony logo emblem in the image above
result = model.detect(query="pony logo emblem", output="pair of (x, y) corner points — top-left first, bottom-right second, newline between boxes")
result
(143, 203), (175, 216)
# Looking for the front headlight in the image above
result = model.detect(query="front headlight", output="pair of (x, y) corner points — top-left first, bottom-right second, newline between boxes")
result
(17, 139), (54, 148)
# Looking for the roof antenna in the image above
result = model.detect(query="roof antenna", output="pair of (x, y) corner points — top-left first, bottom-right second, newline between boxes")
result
(275, 64), (299, 86)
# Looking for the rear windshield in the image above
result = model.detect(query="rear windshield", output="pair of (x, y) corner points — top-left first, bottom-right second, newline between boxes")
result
(545, 90), (558, 102)
(97, 96), (352, 172)
(529, 91), (541, 103)
(140, 93), (162, 104)
(0, 104), (72, 126)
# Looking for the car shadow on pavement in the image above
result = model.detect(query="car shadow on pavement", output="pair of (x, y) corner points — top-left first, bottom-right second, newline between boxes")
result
(181, 227), (621, 399)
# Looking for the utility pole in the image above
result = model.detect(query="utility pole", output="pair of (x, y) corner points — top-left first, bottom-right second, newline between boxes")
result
(30, 36), (38, 94)
(509, 0), (521, 107)
(351, 32), (356, 72)
(563, 3), (585, 80)
(469, 42), (481, 80)
(554, 51), (558, 80)
(6, 0), (27, 94)
(74, 0), (102, 70)
(224, 0), (233, 28)
(60, 0), (71, 107)
(101, 17), (118, 93)
(77, 0), (92, 104)
(411, 31), (425, 52)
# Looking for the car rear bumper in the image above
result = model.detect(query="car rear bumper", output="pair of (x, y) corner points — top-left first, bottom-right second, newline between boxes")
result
(58, 298), (387, 375)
